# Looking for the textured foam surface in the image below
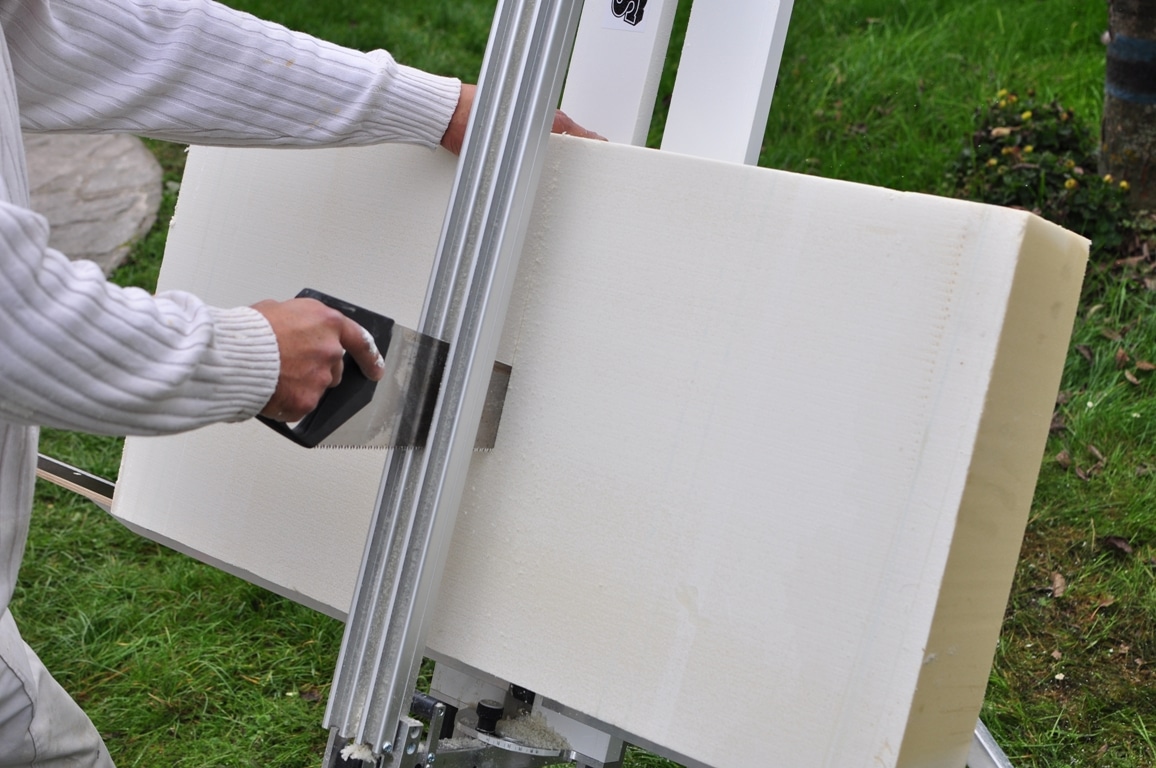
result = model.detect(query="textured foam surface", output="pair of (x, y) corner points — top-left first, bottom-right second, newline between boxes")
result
(114, 138), (1087, 767)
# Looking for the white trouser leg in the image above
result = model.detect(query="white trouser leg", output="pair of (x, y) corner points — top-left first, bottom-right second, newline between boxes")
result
(0, 610), (114, 768)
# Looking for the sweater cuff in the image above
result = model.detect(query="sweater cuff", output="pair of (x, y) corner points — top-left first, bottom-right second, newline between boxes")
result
(205, 305), (280, 421)
(377, 55), (463, 148)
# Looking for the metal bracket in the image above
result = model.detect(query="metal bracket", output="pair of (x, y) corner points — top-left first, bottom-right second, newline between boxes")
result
(969, 718), (1014, 768)
(325, 689), (569, 768)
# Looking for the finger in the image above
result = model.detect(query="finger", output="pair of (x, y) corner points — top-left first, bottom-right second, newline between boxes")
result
(328, 354), (345, 389)
(340, 317), (386, 381)
(552, 110), (606, 141)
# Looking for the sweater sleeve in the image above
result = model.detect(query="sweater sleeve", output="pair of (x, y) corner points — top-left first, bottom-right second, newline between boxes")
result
(0, 201), (280, 434)
(0, 0), (463, 436)
(1, 0), (462, 148)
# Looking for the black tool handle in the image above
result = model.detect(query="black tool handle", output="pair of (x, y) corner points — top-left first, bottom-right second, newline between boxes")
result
(257, 288), (395, 448)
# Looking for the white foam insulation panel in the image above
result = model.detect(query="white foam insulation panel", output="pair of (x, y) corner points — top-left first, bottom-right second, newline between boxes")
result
(113, 138), (1087, 768)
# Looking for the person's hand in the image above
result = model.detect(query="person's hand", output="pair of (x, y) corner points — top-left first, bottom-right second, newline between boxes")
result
(550, 109), (604, 141)
(440, 83), (606, 155)
(252, 298), (385, 422)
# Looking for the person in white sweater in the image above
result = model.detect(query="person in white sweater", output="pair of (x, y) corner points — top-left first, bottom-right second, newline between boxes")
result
(0, 1), (595, 765)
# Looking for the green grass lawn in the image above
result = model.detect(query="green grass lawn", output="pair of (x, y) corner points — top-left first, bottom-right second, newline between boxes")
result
(16, 0), (1156, 766)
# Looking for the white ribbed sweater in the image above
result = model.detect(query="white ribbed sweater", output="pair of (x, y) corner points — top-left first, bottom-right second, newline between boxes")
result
(0, 0), (460, 613)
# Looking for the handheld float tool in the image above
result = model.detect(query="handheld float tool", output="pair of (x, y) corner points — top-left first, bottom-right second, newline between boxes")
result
(255, 289), (511, 450)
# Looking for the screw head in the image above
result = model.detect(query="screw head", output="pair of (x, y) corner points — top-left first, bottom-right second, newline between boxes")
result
(382, 742), (393, 754)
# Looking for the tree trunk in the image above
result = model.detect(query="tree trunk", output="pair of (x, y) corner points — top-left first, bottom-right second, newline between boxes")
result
(1101, 0), (1156, 210)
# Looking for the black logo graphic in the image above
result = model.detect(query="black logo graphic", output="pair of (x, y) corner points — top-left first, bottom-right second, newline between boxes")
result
(612, 0), (646, 27)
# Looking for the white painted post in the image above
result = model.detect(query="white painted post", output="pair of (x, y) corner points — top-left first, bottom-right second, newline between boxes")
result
(660, 0), (795, 165)
(559, 0), (680, 145)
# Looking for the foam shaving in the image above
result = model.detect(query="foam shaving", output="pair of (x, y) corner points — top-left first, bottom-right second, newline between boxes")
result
(359, 325), (385, 371)
(339, 743), (375, 762)
(496, 713), (570, 751)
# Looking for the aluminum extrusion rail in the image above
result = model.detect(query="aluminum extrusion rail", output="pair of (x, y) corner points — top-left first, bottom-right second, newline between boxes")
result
(968, 719), (1014, 768)
(321, 0), (585, 764)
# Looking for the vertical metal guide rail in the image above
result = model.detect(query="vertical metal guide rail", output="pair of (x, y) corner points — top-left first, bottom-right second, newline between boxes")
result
(322, 0), (584, 764)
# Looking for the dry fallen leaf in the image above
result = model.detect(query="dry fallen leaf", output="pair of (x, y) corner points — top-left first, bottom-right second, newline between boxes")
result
(1056, 450), (1072, 469)
(1050, 413), (1066, 433)
(1090, 596), (1117, 621)
(1137, 360), (1156, 371)
(1076, 344), (1095, 362)
(1088, 445), (1106, 463)
(1126, 370), (1142, 385)
(1116, 348), (1131, 368)
(1050, 572), (1067, 598)
(1051, 649), (1063, 660)
(1103, 536), (1134, 555)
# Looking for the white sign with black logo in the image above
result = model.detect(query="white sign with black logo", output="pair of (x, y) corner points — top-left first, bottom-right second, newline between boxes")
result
(603, 0), (649, 32)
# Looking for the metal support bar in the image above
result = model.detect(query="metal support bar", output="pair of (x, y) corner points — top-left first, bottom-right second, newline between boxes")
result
(969, 719), (1014, 768)
(36, 453), (115, 511)
(322, 0), (585, 763)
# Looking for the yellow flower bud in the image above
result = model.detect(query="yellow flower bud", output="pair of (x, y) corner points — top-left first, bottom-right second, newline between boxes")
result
(1121, 180), (1131, 191)
(987, 158), (999, 167)
(1024, 145), (1034, 154)
(1021, 110), (1033, 121)
(1064, 178), (1078, 190)
(1103, 174), (1113, 184)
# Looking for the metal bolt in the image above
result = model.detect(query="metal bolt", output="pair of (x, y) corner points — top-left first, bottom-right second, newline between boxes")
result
(426, 754), (436, 765)
(382, 743), (393, 755)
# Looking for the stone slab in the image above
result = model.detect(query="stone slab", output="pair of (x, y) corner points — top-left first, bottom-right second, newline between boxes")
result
(25, 133), (162, 275)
